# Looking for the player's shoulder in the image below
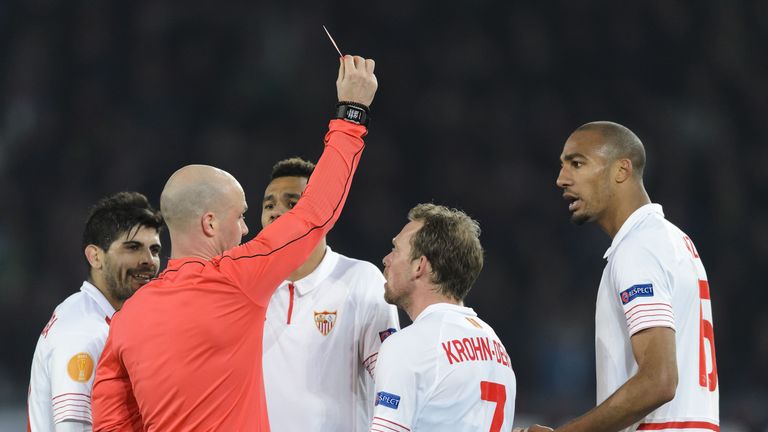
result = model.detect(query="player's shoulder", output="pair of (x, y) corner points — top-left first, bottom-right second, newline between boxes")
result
(333, 251), (383, 276)
(45, 294), (108, 348)
(378, 324), (420, 361)
(328, 251), (385, 290)
(618, 215), (685, 262)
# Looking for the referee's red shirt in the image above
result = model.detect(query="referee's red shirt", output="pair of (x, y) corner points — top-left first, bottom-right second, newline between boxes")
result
(92, 120), (367, 431)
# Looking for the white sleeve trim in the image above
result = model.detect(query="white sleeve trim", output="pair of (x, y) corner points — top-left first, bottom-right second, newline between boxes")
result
(624, 302), (676, 335)
(52, 393), (92, 424)
(370, 415), (411, 432)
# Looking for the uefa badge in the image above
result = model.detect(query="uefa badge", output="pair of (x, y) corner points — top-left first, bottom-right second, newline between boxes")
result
(314, 311), (337, 336)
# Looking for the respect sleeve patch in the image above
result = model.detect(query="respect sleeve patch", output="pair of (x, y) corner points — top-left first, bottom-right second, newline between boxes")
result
(620, 283), (654, 305)
(375, 391), (401, 410)
(379, 328), (397, 342)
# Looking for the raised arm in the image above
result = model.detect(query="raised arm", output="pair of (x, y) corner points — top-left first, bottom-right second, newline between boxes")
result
(219, 55), (378, 305)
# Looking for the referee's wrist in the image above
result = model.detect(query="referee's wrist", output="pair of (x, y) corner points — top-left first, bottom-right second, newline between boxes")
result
(334, 101), (371, 127)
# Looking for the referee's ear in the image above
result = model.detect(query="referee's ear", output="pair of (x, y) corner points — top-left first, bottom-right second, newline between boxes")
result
(84, 244), (104, 271)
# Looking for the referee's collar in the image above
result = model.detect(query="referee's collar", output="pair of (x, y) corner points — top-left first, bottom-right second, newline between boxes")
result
(81, 280), (117, 319)
(414, 302), (477, 322)
(284, 246), (339, 296)
(603, 203), (664, 259)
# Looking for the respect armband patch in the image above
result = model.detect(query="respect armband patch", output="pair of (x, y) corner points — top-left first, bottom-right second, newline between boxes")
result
(376, 391), (401, 410)
(379, 328), (397, 342)
(620, 283), (654, 305)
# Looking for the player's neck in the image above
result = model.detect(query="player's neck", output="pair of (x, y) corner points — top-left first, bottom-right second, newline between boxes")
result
(288, 239), (327, 282)
(88, 275), (124, 311)
(600, 184), (651, 238)
(405, 286), (462, 321)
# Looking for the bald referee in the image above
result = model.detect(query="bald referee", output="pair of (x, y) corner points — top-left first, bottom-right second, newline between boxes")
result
(92, 54), (378, 431)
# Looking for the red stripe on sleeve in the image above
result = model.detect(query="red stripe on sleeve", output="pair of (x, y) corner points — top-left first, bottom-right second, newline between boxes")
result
(637, 420), (719, 431)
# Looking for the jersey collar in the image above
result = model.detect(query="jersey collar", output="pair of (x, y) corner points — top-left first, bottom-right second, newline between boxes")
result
(288, 246), (339, 296)
(603, 203), (664, 259)
(81, 280), (117, 319)
(414, 302), (477, 323)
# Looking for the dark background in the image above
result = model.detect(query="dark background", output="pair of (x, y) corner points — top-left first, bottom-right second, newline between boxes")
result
(1, 0), (766, 429)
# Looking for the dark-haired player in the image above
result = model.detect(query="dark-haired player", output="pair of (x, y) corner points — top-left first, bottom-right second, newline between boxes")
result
(28, 192), (163, 432)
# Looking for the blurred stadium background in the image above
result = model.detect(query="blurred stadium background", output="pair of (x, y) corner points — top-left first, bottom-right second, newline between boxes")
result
(1, 1), (766, 430)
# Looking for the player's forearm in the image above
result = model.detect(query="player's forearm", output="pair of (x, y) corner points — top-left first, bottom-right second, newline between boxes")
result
(555, 371), (675, 432)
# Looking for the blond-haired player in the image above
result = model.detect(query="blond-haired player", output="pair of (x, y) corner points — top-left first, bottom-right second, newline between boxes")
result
(371, 203), (516, 432)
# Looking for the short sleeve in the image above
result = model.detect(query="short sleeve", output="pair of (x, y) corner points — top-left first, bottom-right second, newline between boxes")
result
(612, 243), (675, 336)
(357, 264), (400, 379)
(370, 336), (416, 432)
(48, 333), (102, 424)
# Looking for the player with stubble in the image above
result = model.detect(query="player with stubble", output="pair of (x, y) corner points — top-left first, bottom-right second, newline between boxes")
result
(371, 204), (517, 432)
(28, 192), (162, 432)
(91, 54), (378, 431)
(518, 122), (718, 432)
(261, 157), (399, 431)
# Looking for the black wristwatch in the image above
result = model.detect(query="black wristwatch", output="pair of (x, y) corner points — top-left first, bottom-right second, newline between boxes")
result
(335, 101), (371, 127)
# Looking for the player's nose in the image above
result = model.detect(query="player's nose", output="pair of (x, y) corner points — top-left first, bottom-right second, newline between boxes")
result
(556, 168), (570, 189)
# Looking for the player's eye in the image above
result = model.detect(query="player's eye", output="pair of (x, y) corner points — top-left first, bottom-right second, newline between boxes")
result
(263, 203), (274, 210)
(288, 201), (297, 209)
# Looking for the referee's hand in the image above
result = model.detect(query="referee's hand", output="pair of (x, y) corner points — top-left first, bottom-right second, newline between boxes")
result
(337, 55), (377, 107)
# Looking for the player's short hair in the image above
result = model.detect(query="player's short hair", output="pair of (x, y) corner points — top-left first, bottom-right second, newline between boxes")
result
(407, 203), (484, 302)
(270, 157), (315, 181)
(82, 191), (164, 262)
(575, 121), (646, 178)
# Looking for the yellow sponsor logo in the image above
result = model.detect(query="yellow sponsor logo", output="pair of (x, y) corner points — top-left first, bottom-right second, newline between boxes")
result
(67, 352), (94, 382)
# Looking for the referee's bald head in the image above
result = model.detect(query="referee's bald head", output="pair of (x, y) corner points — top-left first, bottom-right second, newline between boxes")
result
(572, 121), (646, 179)
(160, 164), (241, 230)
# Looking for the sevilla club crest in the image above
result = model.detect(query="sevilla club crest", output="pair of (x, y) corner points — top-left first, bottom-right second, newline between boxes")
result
(314, 311), (337, 336)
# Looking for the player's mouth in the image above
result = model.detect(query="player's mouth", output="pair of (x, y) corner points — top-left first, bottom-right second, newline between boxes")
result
(128, 269), (155, 284)
(563, 193), (581, 212)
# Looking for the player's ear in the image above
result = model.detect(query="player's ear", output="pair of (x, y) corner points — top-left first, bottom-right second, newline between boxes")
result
(615, 158), (632, 183)
(201, 212), (216, 237)
(413, 255), (430, 278)
(84, 245), (104, 270)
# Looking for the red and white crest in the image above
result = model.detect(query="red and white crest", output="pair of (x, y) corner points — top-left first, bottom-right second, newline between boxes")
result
(314, 311), (337, 336)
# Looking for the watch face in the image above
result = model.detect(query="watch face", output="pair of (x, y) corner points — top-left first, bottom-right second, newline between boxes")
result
(336, 104), (368, 126)
(346, 108), (363, 122)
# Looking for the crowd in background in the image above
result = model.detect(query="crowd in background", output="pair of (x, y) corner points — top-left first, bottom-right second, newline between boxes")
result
(1, 0), (766, 429)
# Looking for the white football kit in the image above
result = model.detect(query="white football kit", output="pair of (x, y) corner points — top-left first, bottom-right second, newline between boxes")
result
(597, 204), (719, 431)
(28, 281), (116, 432)
(371, 303), (516, 432)
(263, 247), (400, 432)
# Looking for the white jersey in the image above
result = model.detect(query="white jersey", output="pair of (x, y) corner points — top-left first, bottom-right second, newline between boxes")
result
(263, 247), (400, 432)
(371, 303), (516, 432)
(28, 281), (116, 431)
(597, 204), (719, 431)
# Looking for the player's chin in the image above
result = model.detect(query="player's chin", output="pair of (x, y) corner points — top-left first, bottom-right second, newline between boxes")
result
(570, 210), (590, 225)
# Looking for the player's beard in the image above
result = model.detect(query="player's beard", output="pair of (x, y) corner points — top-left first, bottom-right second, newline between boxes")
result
(103, 259), (153, 303)
(383, 282), (410, 311)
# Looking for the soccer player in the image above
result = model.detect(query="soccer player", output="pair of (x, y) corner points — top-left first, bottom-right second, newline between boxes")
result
(261, 157), (400, 431)
(27, 192), (163, 432)
(520, 121), (719, 432)
(370, 204), (517, 432)
(91, 54), (378, 431)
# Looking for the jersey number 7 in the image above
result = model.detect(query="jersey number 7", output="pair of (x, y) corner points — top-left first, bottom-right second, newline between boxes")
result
(480, 381), (506, 432)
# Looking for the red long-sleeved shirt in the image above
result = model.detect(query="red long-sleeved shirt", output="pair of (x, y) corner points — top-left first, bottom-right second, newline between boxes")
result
(92, 120), (367, 431)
